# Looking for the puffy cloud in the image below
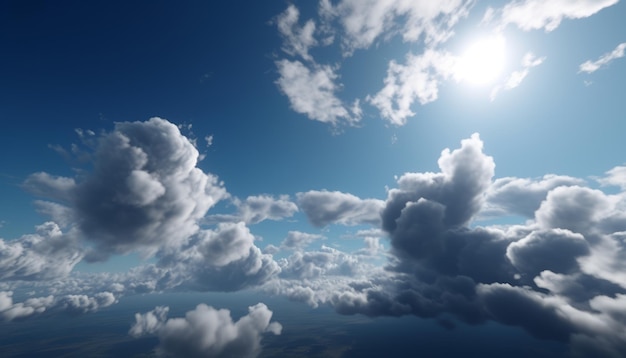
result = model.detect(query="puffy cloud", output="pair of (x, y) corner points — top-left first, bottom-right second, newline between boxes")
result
(0, 222), (82, 281)
(487, 0), (618, 32)
(154, 222), (280, 292)
(280, 231), (324, 251)
(579, 42), (626, 73)
(490, 52), (545, 100)
(24, 117), (228, 257)
(276, 5), (318, 61)
(0, 291), (54, 321)
(297, 190), (384, 227)
(275, 59), (360, 126)
(130, 303), (282, 358)
(483, 174), (584, 217)
(368, 49), (459, 125)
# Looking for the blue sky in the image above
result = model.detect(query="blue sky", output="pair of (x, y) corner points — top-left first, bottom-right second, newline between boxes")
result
(1, 1), (626, 357)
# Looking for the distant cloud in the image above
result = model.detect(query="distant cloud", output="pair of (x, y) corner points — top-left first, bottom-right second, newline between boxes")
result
(491, 52), (545, 100)
(275, 60), (360, 126)
(266, 134), (626, 356)
(297, 190), (384, 227)
(208, 195), (298, 225)
(579, 42), (626, 73)
(281, 231), (325, 251)
(486, 0), (618, 32)
(130, 303), (282, 358)
(0, 222), (82, 281)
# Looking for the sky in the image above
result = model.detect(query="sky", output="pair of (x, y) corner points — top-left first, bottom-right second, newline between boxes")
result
(1, 0), (626, 357)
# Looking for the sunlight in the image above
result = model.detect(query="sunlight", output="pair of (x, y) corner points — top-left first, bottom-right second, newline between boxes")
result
(457, 35), (507, 85)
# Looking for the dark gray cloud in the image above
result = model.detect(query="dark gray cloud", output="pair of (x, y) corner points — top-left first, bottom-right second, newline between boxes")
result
(25, 117), (228, 257)
(130, 303), (282, 358)
(267, 133), (626, 357)
(297, 190), (384, 227)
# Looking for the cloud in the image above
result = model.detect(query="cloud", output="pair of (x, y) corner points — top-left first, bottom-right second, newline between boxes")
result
(24, 117), (228, 258)
(491, 52), (545, 100)
(297, 190), (384, 227)
(276, 5), (318, 61)
(154, 222), (280, 292)
(275, 59), (360, 126)
(280, 231), (325, 251)
(368, 49), (459, 125)
(487, 0), (618, 32)
(0, 222), (82, 281)
(483, 174), (584, 217)
(325, 0), (472, 54)
(130, 303), (281, 358)
(579, 42), (626, 73)
(209, 195), (298, 225)
(264, 133), (626, 356)
(598, 165), (626, 189)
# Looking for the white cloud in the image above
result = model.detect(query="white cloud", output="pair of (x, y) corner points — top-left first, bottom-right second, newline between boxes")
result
(0, 222), (82, 281)
(281, 231), (325, 251)
(327, 0), (472, 54)
(598, 164), (626, 189)
(579, 42), (626, 73)
(297, 190), (384, 227)
(130, 303), (282, 358)
(491, 52), (545, 100)
(368, 49), (459, 125)
(276, 5), (318, 61)
(275, 59), (360, 126)
(488, 0), (618, 32)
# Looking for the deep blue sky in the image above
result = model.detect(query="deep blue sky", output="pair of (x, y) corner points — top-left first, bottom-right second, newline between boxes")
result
(1, 1), (626, 357)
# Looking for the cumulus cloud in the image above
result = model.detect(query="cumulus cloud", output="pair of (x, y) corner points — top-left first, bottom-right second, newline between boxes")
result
(262, 133), (626, 357)
(275, 59), (360, 126)
(297, 190), (384, 227)
(154, 222), (280, 292)
(130, 303), (282, 358)
(24, 117), (228, 257)
(486, 0), (618, 32)
(491, 52), (545, 100)
(579, 42), (626, 73)
(368, 49), (459, 125)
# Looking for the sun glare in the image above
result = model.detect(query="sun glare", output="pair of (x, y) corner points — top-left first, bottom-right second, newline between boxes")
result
(457, 35), (507, 85)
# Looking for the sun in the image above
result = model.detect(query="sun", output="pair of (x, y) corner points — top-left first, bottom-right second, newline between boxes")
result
(457, 35), (507, 85)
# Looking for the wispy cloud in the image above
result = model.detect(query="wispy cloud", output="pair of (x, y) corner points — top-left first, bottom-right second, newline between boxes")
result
(486, 0), (618, 32)
(491, 52), (545, 100)
(579, 42), (626, 73)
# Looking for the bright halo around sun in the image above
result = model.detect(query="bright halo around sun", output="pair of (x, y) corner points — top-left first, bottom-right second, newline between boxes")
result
(457, 35), (507, 85)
